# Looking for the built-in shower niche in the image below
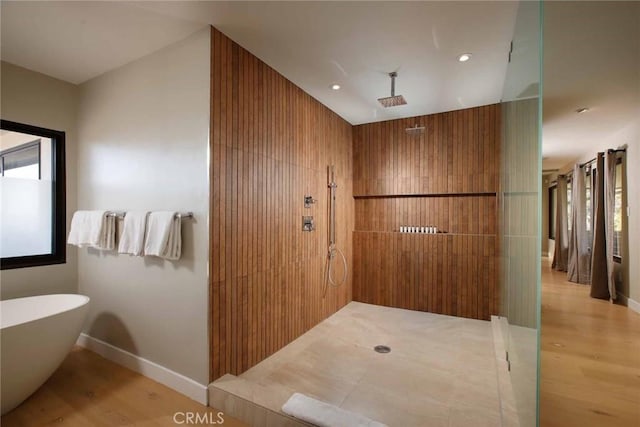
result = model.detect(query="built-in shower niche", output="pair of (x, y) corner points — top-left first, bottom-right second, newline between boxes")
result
(354, 193), (497, 236)
(352, 104), (501, 321)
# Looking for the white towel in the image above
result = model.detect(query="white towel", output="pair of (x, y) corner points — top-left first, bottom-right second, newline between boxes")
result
(118, 211), (149, 256)
(67, 210), (116, 250)
(144, 211), (182, 260)
(282, 393), (387, 427)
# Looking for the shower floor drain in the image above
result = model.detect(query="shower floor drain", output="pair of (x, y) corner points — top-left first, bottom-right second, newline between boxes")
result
(374, 345), (391, 354)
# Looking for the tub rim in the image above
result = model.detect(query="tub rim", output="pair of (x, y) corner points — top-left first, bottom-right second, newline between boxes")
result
(0, 294), (90, 330)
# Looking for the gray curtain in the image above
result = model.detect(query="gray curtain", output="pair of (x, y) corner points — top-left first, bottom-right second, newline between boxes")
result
(567, 164), (591, 283)
(552, 175), (569, 271)
(590, 153), (609, 298)
(604, 151), (617, 300)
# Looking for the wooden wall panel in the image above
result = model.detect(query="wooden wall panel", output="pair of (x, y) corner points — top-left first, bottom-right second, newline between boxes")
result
(353, 104), (500, 196)
(353, 233), (498, 320)
(210, 28), (354, 381)
(352, 105), (501, 320)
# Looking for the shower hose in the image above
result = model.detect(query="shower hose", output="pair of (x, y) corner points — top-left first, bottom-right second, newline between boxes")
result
(327, 245), (348, 287)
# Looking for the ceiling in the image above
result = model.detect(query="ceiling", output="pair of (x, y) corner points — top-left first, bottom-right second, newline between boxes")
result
(0, 1), (206, 85)
(4, 1), (635, 167)
(543, 1), (640, 170)
(1, 1), (518, 125)
(0, 130), (43, 151)
(140, 1), (519, 125)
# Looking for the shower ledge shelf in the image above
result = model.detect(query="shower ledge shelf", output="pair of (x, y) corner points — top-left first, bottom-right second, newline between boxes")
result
(354, 231), (497, 237)
(353, 192), (497, 199)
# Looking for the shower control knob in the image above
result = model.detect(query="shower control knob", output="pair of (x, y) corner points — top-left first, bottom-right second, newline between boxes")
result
(302, 216), (315, 232)
(304, 195), (317, 208)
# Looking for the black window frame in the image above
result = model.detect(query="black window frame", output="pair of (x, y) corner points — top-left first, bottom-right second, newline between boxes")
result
(0, 119), (66, 270)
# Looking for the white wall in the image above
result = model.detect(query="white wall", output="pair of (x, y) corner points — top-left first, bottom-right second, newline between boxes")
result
(623, 122), (640, 302)
(0, 62), (78, 299)
(616, 121), (639, 303)
(76, 28), (210, 384)
(558, 119), (639, 302)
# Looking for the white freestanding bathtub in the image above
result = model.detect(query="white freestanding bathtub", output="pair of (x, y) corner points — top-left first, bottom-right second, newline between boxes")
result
(0, 294), (90, 415)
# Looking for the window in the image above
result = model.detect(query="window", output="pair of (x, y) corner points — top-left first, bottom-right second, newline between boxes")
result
(613, 159), (623, 262)
(567, 178), (572, 231)
(1, 141), (41, 179)
(549, 185), (557, 239)
(0, 120), (66, 269)
(585, 167), (592, 233)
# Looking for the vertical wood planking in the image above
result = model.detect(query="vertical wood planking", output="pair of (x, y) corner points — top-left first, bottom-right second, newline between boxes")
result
(211, 29), (501, 382)
(352, 105), (500, 320)
(209, 28), (354, 381)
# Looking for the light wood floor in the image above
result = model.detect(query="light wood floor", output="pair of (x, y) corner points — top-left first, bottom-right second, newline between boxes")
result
(4, 267), (639, 427)
(540, 259), (640, 427)
(1, 347), (246, 426)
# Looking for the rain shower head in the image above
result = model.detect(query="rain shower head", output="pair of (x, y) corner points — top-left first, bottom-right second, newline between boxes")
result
(378, 72), (407, 108)
(405, 124), (425, 136)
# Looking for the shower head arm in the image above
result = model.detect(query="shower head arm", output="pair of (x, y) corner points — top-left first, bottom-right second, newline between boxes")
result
(378, 72), (406, 108)
(389, 72), (397, 97)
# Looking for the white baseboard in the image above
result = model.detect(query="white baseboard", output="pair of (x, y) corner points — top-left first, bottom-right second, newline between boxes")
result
(76, 333), (208, 405)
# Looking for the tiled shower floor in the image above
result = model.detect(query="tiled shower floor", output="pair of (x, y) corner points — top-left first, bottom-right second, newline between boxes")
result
(214, 302), (502, 427)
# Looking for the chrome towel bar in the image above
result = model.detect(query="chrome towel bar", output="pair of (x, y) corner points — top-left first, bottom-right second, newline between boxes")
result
(106, 211), (193, 219)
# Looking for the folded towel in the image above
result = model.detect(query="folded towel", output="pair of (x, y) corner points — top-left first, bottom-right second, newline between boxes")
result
(282, 393), (387, 427)
(144, 211), (182, 260)
(67, 210), (116, 250)
(118, 211), (149, 256)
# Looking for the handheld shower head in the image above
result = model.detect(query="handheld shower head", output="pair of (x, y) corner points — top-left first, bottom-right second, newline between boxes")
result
(378, 72), (407, 108)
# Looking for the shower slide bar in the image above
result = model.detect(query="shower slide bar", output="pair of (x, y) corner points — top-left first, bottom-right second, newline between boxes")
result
(106, 211), (194, 219)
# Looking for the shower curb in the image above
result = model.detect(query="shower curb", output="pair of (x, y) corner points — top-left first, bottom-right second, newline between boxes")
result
(209, 375), (311, 427)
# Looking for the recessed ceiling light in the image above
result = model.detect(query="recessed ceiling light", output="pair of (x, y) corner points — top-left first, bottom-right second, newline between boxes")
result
(331, 84), (341, 90)
(576, 107), (590, 113)
(458, 53), (472, 62)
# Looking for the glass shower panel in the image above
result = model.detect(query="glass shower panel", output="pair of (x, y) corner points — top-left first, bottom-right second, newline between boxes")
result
(499, 1), (542, 426)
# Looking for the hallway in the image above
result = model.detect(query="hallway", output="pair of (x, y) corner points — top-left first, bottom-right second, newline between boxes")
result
(540, 259), (640, 427)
